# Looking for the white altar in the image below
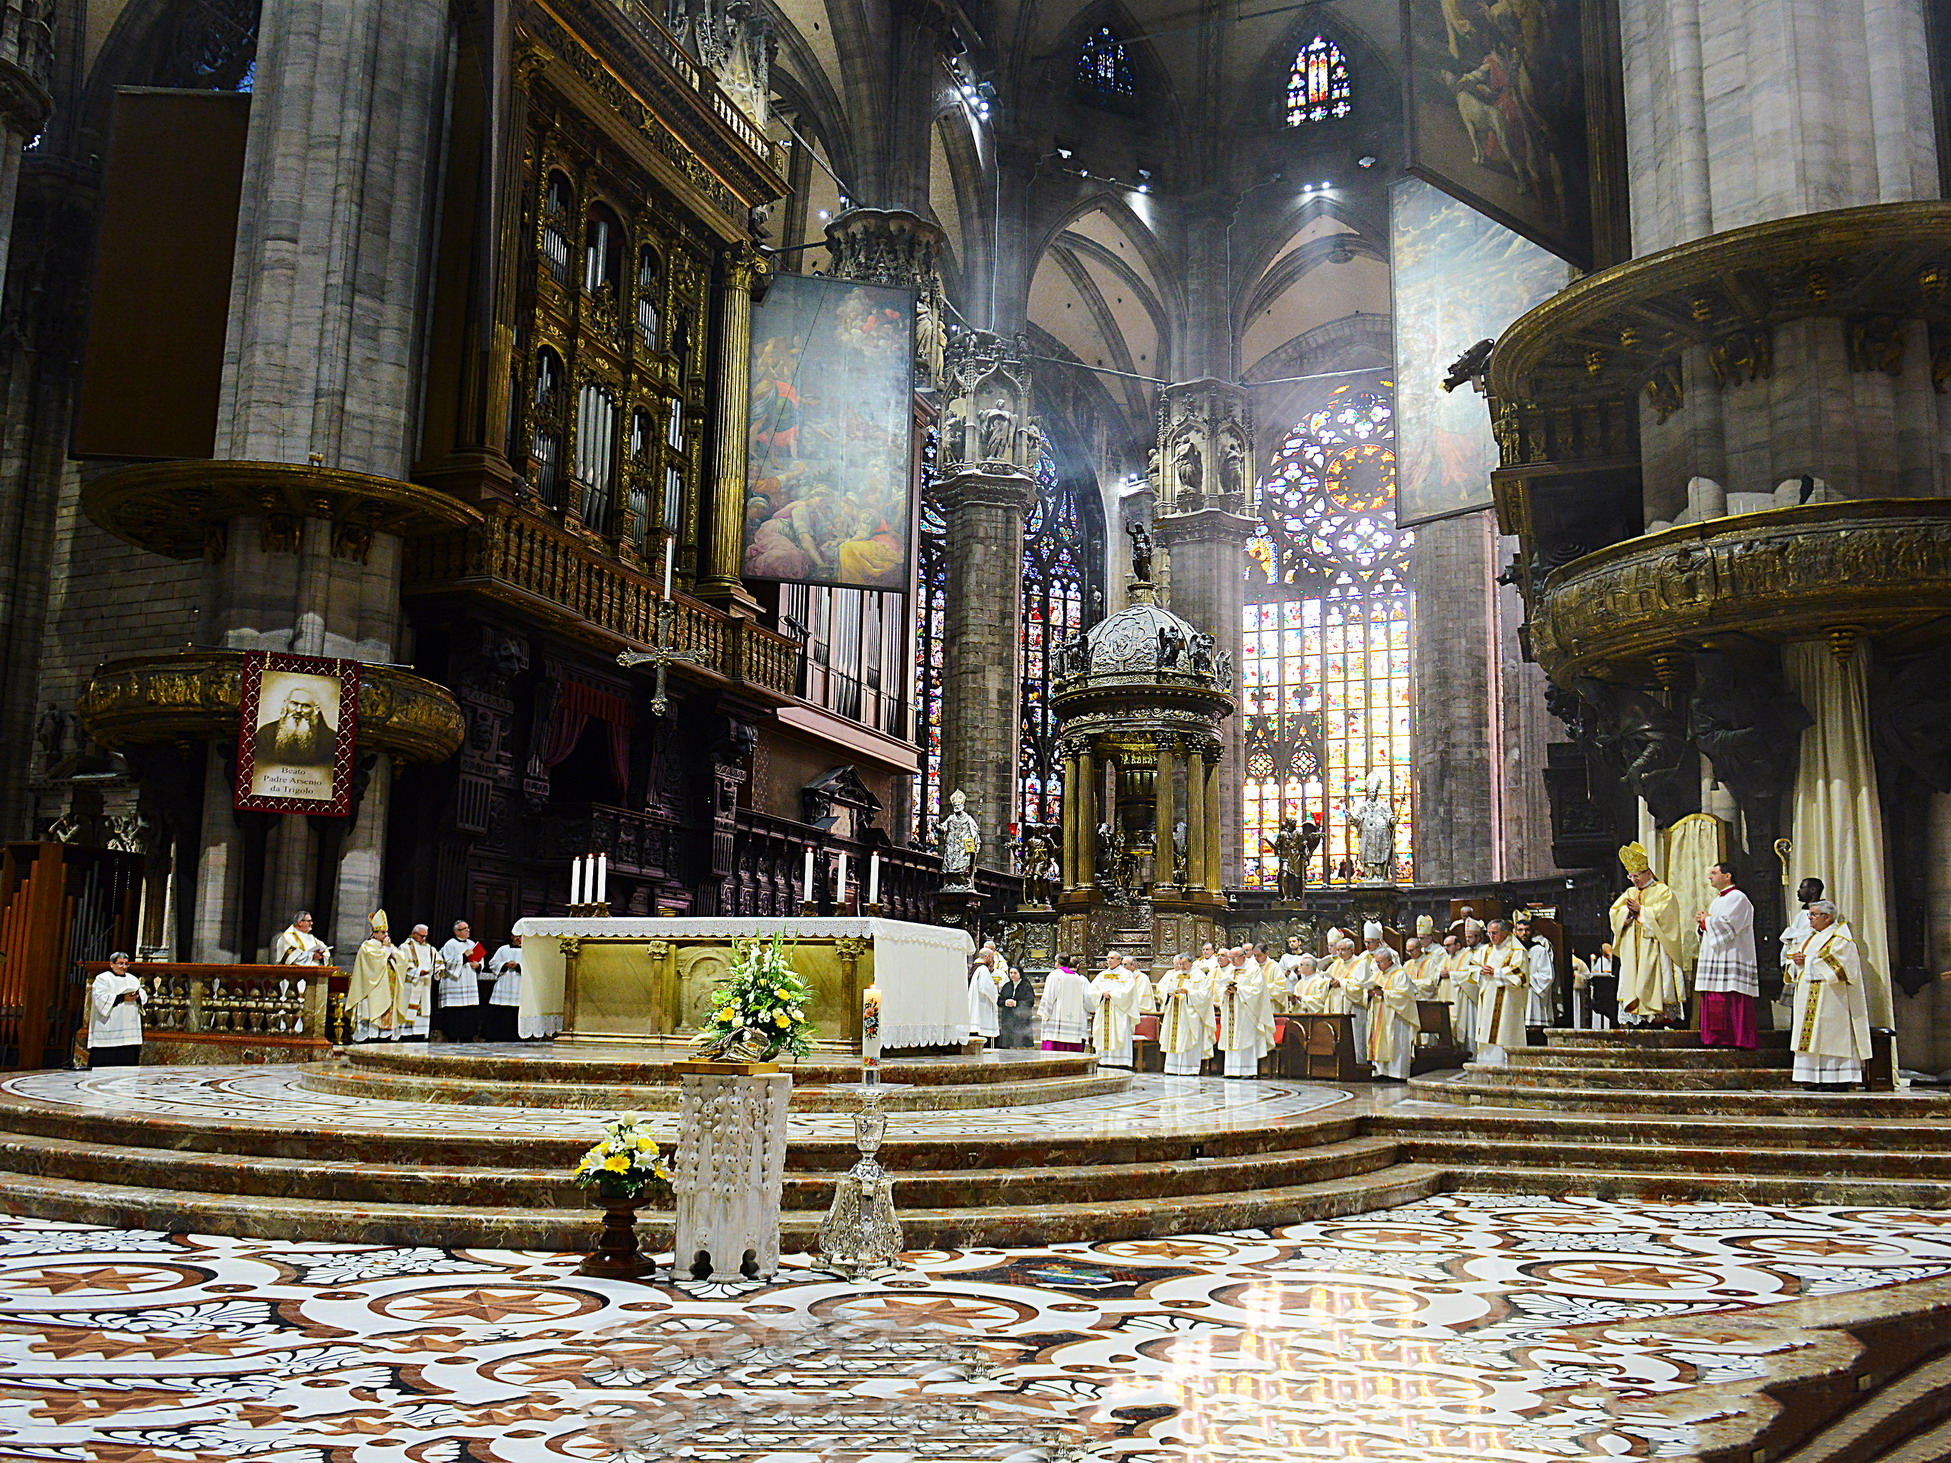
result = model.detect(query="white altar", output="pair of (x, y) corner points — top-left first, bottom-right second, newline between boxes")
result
(512, 916), (974, 1050)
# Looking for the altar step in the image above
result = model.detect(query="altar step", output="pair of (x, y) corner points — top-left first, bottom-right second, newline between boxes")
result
(1371, 1105), (1951, 1208)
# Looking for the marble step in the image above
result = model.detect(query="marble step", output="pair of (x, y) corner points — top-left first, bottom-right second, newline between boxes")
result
(0, 1160), (1446, 1251)
(1371, 1106), (1951, 1154)
(342, 1044), (1107, 1087)
(1504, 1044), (1790, 1071)
(0, 1126), (1400, 1211)
(0, 1093), (1371, 1172)
(1406, 1074), (1951, 1116)
(1435, 1161), (1951, 1210)
(303, 1060), (1133, 1111)
(1545, 1027), (1792, 1050)
(1463, 1061), (1798, 1090)
(1399, 1133), (1951, 1183)
(1764, 1353), (1951, 1463)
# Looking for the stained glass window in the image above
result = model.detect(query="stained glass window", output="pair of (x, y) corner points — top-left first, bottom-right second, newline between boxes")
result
(912, 425), (947, 843)
(1077, 26), (1135, 98)
(1242, 378), (1412, 886)
(1019, 451), (1092, 833)
(1286, 35), (1351, 125)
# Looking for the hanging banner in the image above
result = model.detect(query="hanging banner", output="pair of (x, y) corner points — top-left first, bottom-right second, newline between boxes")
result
(1402, 0), (1597, 267)
(1391, 177), (1571, 528)
(743, 273), (916, 591)
(234, 652), (360, 816)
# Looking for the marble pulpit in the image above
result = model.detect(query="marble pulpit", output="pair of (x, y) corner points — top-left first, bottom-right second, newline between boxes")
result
(511, 916), (974, 1052)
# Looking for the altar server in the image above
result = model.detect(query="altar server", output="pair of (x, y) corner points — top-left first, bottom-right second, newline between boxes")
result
(1786, 900), (1870, 1088)
(1038, 960), (1091, 1051)
(87, 952), (144, 1067)
(486, 933), (526, 1041)
(437, 919), (483, 1043)
(1695, 863), (1759, 1050)
(1526, 931), (1558, 1027)
(968, 948), (1004, 1044)
(1474, 919), (1530, 1066)
(1154, 955), (1215, 1076)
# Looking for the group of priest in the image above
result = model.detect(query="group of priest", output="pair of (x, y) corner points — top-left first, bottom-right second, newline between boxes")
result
(271, 910), (529, 1044)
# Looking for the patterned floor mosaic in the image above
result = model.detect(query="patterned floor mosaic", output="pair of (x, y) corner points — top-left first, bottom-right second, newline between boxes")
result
(5, 1194), (1951, 1461)
(0, 1068), (1352, 1141)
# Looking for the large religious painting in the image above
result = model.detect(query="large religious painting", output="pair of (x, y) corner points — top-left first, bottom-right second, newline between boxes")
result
(1401, 0), (1594, 266)
(743, 274), (916, 591)
(1391, 177), (1570, 527)
(234, 652), (360, 816)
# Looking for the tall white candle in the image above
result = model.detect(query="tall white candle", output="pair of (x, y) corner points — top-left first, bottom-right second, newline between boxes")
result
(862, 982), (882, 1075)
(836, 852), (848, 910)
(571, 856), (583, 906)
(868, 852), (880, 906)
(662, 534), (674, 598)
(802, 845), (814, 903)
(595, 854), (607, 905)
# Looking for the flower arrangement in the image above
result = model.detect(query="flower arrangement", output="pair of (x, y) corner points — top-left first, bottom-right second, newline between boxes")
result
(693, 930), (817, 1061)
(571, 1111), (673, 1200)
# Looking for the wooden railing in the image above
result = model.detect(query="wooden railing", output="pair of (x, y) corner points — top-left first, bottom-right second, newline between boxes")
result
(405, 502), (798, 699)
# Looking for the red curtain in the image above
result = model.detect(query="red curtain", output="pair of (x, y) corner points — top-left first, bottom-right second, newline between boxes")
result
(540, 679), (635, 794)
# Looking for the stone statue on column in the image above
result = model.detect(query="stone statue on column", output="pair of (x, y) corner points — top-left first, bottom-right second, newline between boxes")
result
(936, 787), (980, 891)
(1349, 771), (1398, 882)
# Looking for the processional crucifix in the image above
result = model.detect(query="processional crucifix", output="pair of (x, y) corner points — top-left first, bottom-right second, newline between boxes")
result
(615, 536), (712, 715)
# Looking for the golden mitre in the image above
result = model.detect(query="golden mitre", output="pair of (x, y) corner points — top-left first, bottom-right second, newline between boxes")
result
(1618, 842), (1651, 876)
(368, 908), (389, 933)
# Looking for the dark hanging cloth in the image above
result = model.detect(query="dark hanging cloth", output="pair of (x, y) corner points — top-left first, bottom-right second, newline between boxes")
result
(539, 678), (635, 793)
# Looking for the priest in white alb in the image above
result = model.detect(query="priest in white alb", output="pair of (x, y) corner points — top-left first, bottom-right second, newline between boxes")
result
(968, 946), (1004, 1045)
(1038, 959), (1091, 1052)
(1366, 943), (1421, 1080)
(273, 910), (330, 967)
(397, 924), (437, 1041)
(1450, 920), (1483, 1053)
(1785, 900), (1870, 1088)
(1215, 947), (1275, 1078)
(1153, 954), (1215, 1076)
(1088, 954), (1148, 1069)
(1694, 862), (1758, 1049)
(1524, 929), (1557, 1027)
(1610, 842), (1686, 1024)
(1473, 919), (1530, 1066)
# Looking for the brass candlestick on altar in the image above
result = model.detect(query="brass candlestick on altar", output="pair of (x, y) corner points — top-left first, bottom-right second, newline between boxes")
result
(568, 901), (612, 918)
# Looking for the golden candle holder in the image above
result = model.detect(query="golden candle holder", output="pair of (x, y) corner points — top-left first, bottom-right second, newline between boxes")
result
(568, 901), (613, 918)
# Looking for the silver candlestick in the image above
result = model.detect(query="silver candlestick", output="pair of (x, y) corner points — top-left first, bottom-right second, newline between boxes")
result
(815, 1082), (907, 1280)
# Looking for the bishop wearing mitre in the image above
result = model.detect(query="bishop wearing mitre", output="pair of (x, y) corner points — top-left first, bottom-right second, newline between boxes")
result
(1154, 954), (1215, 1076)
(1609, 842), (1686, 1024)
(346, 910), (412, 1042)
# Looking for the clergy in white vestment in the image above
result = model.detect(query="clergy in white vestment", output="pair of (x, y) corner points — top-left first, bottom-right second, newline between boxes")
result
(1192, 942), (1221, 984)
(437, 920), (483, 1043)
(1154, 955), (1215, 1076)
(1319, 939), (1358, 1015)
(1343, 922), (1387, 1057)
(1450, 922), (1484, 1052)
(968, 948), (1004, 1043)
(1609, 842), (1687, 1023)
(273, 911), (330, 966)
(1366, 945), (1421, 1080)
(486, 934), (526, 1040)
(1473, 920), (1530, 1065)
(1525, 934), (1557, 1027)
(1786, 901), (1870, 1087)
(396, 925), (437, 1040)
(1286, 952), (1318, 1006)
(87, 952), (144, 1066)
(1694, 863), (1758, 1050)
(1038, 961), (1092, 1051)
(1088, 956), (1146, 1068)
(347, 911), (413, 1042)
(1779, 876), (1823, 1005)
(1279, 936), (1309, 988)
(1290, 957), (1330, 1013)
(1215, 949), (1276, 1077)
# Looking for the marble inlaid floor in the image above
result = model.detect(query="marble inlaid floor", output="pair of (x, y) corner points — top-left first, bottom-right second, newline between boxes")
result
(0, 1067), (1353, 1140)
(5, 1194), (1951, 1461)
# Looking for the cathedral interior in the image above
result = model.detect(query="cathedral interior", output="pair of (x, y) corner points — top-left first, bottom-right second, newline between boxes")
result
(4, 0), (1951, 1456)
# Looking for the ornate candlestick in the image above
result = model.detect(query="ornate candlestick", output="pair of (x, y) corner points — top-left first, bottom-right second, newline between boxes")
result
(815, 1081), (906, 1281)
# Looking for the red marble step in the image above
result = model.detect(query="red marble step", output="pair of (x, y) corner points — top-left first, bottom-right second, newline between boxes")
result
(1437, 1161), (1951, 1210)
(0, 1160), (1446, 1251)
(1370, 1105), (1951, 1153)
(0, 1127), (1400, 1211)
(1404, 1074), (1951, 1117)
(1504, 1044), (1791, 1070)
(1545, 1027), (1793, 1050)
(1399, 1133), (1951, 1182)
(1464, 1062), (1798, 1090)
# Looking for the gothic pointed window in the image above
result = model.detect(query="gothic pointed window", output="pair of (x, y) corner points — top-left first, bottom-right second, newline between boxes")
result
(1286, 35), (1351, 125)
(912, 424), (947, 842)
(1076, 25), (1135, 100)
(1242, 378), (1412, 886)
(1019, 450), (1093, 834)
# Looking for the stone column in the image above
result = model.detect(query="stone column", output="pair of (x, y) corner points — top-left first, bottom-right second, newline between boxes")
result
(697, 246), (768, 614)
(0, 0), (51, 312)
(1153, 737), (1176, 890)
(1413, 513), (1498, 883)
(937, 471), (1037, 864)
(1201, 752), (1223, 893)
(1156, 377), (1254, 888)
(1186, 749), (1207, 896)
(185, 0), (452, 960)
(823, 208), (947, 390)
(1061, 743), (1081, 889)
(1077, 745), (1096, 887)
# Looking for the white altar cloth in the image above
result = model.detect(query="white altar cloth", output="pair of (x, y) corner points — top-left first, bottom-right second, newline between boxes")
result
(512, 916), (974, 1048)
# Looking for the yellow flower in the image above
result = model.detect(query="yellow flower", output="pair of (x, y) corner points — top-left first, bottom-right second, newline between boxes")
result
(603, 1153), (630, 1173)
(634, 1135), (656, 1151)
(773, 1011), (789, 1027)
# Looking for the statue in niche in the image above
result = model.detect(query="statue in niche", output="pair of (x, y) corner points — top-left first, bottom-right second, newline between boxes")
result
(1173, 436), (1203, 497)
(1126, 520), (1154, 581)
(1172, 818), (1189, 882)
(1213, 650), (1233, 691)
(936, 788), (980, 891)
(978, 397), (1015, 463)
(1220, 434), (1247, 499)
(1348, 772), (1397, 882)
(1017, 825), (1057, 906)
(941, 399), (970, 467)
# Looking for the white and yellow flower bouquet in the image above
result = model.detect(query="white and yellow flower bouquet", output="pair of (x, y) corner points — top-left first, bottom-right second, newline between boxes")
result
(693, 930), (817, 1061)
(571, 1111), (673, 1201)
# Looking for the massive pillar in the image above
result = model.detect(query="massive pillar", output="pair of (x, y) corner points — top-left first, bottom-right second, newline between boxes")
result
(1154, 378), (1254, 886)
(1412, 514), (1498, 882)
(188, 0), (453, 959)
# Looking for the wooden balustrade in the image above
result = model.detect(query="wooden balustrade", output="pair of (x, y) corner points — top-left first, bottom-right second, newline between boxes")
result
(87, 962), (343, 1065)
